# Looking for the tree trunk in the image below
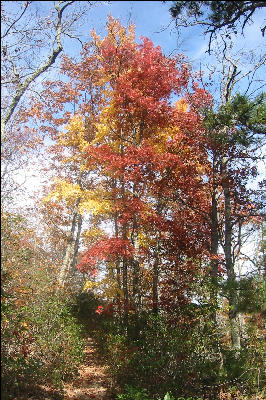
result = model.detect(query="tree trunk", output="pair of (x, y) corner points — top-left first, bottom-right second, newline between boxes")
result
(152, 240), (159, 314)
(152, 197), (163, 314)
(210, 184), (224, 370)
(223, 177), (241, 351)
(210, 188), (219, 320)
(132, 227), (141, 316)
(57, 198), (81, 288)
(70, 213), (83, 270)
(122, 257), (129, 327)
(113, 198), (122, 294)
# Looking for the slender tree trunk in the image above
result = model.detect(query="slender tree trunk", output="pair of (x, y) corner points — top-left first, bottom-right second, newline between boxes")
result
(223, 176), (241, 351)
(118, 137), (130, 327)
(152, 198), (162, 314)
(210, 187), (219, 320)
(121, 181), (129, 327)
(130, 211), (141, 339)
(57, 198), (81, 288)
(113, 196), (123, 320)
(152, 239), (159, 314)
(116, 261), (122, 292)
(122, 257), (129, 327)
(70, 213), (83, 270)
(132, 225), (141, 316)
(210, 184), (224, 371)
(113, 192), (122, 293)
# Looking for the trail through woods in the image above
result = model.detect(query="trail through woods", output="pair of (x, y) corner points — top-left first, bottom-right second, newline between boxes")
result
(13, 337), (114, 400)
(63, 337), (113, 400)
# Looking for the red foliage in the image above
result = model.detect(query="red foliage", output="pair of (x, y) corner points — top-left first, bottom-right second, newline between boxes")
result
(77, 237), (135, 272)
(95, 305), (104, 315)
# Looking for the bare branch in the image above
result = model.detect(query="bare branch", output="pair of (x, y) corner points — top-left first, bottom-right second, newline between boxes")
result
(1, 1), (31, 39)
(1, 1), (76, 142)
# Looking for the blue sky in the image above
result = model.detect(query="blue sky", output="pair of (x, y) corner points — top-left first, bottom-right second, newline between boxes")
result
(66, 1), (207, 61)
(71, 1), (265, 64)
(3, 1), (265, 97)
(64, 1), (265, 101)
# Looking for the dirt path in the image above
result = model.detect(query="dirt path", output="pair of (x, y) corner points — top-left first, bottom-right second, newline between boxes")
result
(63, 337), (114, 400)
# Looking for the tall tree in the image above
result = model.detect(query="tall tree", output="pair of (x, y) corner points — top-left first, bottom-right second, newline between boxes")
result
(204, 92), (265, 350)
(74, 17), (212, 327)
(28, 40), (108, 288)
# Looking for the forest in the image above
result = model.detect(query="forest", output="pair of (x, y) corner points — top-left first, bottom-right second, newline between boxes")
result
(1, 2), (265, 400)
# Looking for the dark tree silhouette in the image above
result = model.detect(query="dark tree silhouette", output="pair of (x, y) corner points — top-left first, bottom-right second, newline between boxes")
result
(166, 1), (266, 52)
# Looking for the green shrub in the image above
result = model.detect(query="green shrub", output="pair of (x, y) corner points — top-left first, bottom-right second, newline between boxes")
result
(117, 384), (152, 400)
(1, 287), (85, 398)
(26, 295), (85, 384)
(94, 312), (222, 399)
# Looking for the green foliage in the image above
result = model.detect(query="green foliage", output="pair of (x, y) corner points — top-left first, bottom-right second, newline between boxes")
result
(93, 297), (265, 399)
(204, 93), (266, 148)
(70, 291), (101, 328)
(160, 393), (176, 400)
(117, 385), (152, 400)
(94, 311), (223, 399)
(174, 397), (202, 400)
(237, 276), (265, 314)
(117, 388), (203, 400)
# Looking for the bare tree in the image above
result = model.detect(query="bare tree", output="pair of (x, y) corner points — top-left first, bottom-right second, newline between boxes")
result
(1, 1), (97, 141)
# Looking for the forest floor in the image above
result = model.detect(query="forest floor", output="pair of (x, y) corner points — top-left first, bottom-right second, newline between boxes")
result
(63, 336), (114, 400)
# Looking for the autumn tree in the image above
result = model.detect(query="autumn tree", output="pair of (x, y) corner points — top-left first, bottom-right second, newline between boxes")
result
(68, 17), (213, 330)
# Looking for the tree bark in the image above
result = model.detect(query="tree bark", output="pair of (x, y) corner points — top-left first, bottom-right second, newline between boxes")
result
(132, 224), (141, 316)
(122, 257), (129, 327)
(70, 213), (83, 270)
(152, 198), (162, 314)
(57, 198), (81, 288)
(222, 173), (241, 351)
(210, 186), (219, 321)
(152, 239), (160, 314)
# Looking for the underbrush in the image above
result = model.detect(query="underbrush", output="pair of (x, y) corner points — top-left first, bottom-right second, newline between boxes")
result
(92, 309), (265, 400)
(1, 283), (85, 399)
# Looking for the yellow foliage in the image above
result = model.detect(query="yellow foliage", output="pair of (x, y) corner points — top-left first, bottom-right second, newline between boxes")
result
(82, 227), (105, 241)
(92, 121), (111, 144)
(78, 188), (112, 216)
(58, 114), (88, 151)
(137, 231), (155, 249)
(83, 280), (100, 292)
(150, 126), (180, 153)
(42, 179), (82, 204)
(92, 103), (118, 145)
(78, 198), (111, 215)
(174, 98), (189, 112)
(42, 180), (113, 217)
(99, 275), (124, 299)
(93, 16), (135, 48)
